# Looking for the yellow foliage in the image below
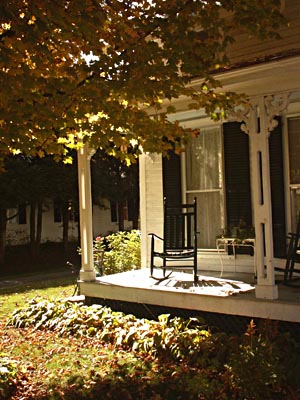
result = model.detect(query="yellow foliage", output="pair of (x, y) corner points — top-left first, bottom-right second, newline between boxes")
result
(0, 0), (285, 159)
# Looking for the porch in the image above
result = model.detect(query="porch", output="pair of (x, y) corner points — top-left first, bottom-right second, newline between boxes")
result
(79, 252), (300, 335)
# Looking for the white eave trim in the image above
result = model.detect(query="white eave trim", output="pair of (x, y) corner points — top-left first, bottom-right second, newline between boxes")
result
(162, 55), (300, 114)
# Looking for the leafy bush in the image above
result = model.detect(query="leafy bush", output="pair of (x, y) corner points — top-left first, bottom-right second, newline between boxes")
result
(94, 230), (141, 275)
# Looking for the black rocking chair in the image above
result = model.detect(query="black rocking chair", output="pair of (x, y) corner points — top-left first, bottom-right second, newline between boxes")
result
(149, 197), (198, 283)
(284, 213), (300, 283)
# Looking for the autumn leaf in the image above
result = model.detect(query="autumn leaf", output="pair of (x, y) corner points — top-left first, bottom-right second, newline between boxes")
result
(0, 0), (285, 162)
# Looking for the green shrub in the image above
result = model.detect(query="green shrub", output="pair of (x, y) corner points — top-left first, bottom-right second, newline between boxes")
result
(94, 230), (141, 275)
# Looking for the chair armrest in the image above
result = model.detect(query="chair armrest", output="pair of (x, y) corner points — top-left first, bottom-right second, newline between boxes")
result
(148, 233), (164, 241)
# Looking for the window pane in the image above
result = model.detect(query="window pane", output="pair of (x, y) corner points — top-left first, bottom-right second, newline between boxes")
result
(186, 127), (222, 190)
(288, 118), (300, 184)
(187, 192), (222, 248)
(53, 199), (62, 223)
(110, 201), (117, 222)
(18, 204), (27, 225)
(291, 188), (300, 231)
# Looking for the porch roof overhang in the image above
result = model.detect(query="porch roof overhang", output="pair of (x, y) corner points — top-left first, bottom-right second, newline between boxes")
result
(159, 55), (300, 116)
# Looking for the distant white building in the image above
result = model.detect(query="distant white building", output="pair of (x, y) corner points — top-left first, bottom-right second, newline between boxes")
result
(6, 198), (135, 246)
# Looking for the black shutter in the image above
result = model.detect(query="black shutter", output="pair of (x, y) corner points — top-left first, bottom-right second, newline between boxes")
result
(163, 151), (182, 206)
(18, 204), (27, 225)
(224, 119), (286, 258)
(223, 122), (252, 228)
(110, 201), (117, 222)
(127, 199), (134, 221)
(269, 118), (286, 258)
(53, 199), (62, 223)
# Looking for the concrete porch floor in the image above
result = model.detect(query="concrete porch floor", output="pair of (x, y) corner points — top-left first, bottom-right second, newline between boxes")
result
(79, 266), (300, 326)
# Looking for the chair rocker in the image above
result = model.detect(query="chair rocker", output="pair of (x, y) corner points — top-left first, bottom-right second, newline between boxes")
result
(149, 197), (198, 283)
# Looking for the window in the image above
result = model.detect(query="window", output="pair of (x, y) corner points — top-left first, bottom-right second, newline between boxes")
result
(53, 199), (78, 223)
(185, 126), (224, 248)
(18, 204), (27, 225)
(110, 201), (117, 222)
(53, 199), (62, 223)
(7, 205), (27, 225)
(288, 117), (300, 231)
(288, 117), (300, 185)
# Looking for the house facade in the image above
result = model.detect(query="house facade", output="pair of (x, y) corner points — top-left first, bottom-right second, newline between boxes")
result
(139, 0), (300, 300)
(6, 198), (134, 246)
(78, 0), (300, 307)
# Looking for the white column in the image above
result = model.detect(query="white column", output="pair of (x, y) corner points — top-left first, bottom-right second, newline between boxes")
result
(232, 94), (289, 299)
(250, 97), (278, 299)
(139, 153), (164, 268)
(77, 142), (96, 281)
(139, 153), (148, 269)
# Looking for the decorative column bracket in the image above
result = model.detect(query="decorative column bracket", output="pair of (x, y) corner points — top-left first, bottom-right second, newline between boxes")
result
(230, 93), (290, 135)
(229, 93), (290, 299)
(264, 94), (290, 136)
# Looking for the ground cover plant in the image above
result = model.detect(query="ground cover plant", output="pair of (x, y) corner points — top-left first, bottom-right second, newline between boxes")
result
(1, 274), (300, 399)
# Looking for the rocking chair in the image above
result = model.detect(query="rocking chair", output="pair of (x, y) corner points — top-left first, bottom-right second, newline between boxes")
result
(284, 213), (300, 283)
(149, 197), (198, 283)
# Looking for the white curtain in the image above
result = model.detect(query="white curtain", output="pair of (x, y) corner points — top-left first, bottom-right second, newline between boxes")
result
(288, 117), (300, 231)
(186, 127), (222, 191)
(185, 127), (223, 248)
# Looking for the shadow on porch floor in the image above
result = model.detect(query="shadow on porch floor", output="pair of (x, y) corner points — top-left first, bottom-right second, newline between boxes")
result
(79, 267), (300, 324)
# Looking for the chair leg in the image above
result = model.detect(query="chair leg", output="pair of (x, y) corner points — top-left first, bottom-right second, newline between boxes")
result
(284, 234), (298, 283)
(284, 244), (293, 283)
(193, 255), (198, 283)
(150, 256), (153, 277)
(150, 236), (155, 277)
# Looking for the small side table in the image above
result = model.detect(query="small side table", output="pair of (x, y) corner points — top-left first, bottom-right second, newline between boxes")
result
(216, 237), (255, 277)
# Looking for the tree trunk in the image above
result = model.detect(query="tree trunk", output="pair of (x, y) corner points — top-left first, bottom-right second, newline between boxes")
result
(132, 199), (139, 230)
(35, 201), (43, 257)
(29, 202), (37, 259)
(62, 201), (69, 255)
(0, 208), (7, 266)
(118, 202), (124, 231)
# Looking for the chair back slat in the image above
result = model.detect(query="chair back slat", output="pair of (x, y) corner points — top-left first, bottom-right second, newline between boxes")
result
(149, 197), (198, 283)
(163, 199), (197, 251)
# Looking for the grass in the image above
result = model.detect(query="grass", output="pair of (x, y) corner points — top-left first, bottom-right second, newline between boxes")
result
(0, 272), (163, 399)
(1, 271), (300, 399)
(1, 322), (138, 397)
(0, 274), (76, 319)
